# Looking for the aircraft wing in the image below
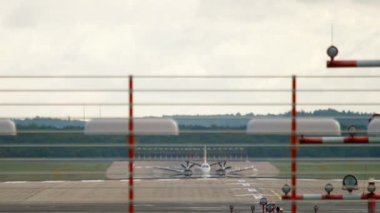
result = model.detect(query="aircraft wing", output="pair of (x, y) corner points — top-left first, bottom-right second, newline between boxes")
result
(153, 166), (183, 174)
(228, 166), (255, 174)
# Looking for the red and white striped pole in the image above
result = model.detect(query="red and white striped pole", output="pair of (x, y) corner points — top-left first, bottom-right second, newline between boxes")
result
(128, 75), (135, 213)
(283, 193), (380, 200)
(291, 75), (298, 213)
(326, 45), (380, 68)
(282, 178), (379, 212)
(368, 199), (376, 213)
(327, 60), (380, 68)
(299, 136), (380, 144)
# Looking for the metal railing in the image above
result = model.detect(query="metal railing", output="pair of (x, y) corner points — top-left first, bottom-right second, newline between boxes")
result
(0, 75), (379, 212)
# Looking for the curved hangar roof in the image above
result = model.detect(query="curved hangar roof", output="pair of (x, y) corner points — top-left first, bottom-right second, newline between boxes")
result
(85, 118), (179, 135)
(0, 119), (16, 136)
(246, 118), (341, 136)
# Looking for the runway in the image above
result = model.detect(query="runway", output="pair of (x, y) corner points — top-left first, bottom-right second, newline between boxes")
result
(0, 160), (378, 212)
(0, 201), (375, 213)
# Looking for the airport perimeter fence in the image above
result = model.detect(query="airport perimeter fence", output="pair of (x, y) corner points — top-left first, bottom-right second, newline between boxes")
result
(0, 75), (379, 212)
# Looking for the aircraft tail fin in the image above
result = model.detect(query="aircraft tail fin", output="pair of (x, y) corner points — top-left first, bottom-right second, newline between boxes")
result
(203, 145), (207, 164)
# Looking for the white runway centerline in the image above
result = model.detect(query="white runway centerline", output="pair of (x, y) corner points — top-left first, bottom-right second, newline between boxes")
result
(3, 181), (27, 184)
(81, 180), (105, 183)
(42, 180), (65, 183)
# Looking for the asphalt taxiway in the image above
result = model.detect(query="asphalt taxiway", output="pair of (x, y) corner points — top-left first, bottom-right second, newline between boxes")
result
(0, 160), (378, 212)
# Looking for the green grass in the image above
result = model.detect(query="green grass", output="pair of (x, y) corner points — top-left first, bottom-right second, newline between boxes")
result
(0, 162), (111, 181)
(273, 163), (380, 179)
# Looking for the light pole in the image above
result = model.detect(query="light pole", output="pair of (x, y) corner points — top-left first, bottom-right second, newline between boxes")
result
(229, 204), (234, 213)
(326, 45), (380, 68)
(259, 197), (267, 213)
(313, 205), (319, 213)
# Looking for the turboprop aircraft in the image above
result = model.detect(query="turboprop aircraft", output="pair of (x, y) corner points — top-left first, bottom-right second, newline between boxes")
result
(154, 145), (255, 178)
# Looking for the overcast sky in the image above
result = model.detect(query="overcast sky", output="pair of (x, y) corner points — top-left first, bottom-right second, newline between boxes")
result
(0, 0), (379, 118)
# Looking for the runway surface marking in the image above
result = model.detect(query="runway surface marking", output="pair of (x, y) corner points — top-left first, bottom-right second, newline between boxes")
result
(158, 179), (180, 181)
(257, 178), (278, 181)
(270, 189), (282, 200)
(233, 179), (263, 200)
(42, 180), (65, 183)
(81, 180), (105, 183)
(3, 181), (27, 184)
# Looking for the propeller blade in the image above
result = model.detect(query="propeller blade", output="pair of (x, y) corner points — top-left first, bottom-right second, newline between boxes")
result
(225, 166), (232, 170)
(223, 161), (227, 167)
(181, 164), (186, 169)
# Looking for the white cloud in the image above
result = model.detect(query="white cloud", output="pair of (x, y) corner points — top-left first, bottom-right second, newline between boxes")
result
(0, 0), (379, 117)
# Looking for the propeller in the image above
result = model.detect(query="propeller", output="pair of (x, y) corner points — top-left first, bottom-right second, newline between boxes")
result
(180, 160), (194, 177)
(181, 160), (195, 169)
(216, 160), (231, 176)
(217, 161), (231, 170)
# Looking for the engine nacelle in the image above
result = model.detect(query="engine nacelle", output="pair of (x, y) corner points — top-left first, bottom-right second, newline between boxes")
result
(216, 169), (226, 176)
(184, 169), (193, 177)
